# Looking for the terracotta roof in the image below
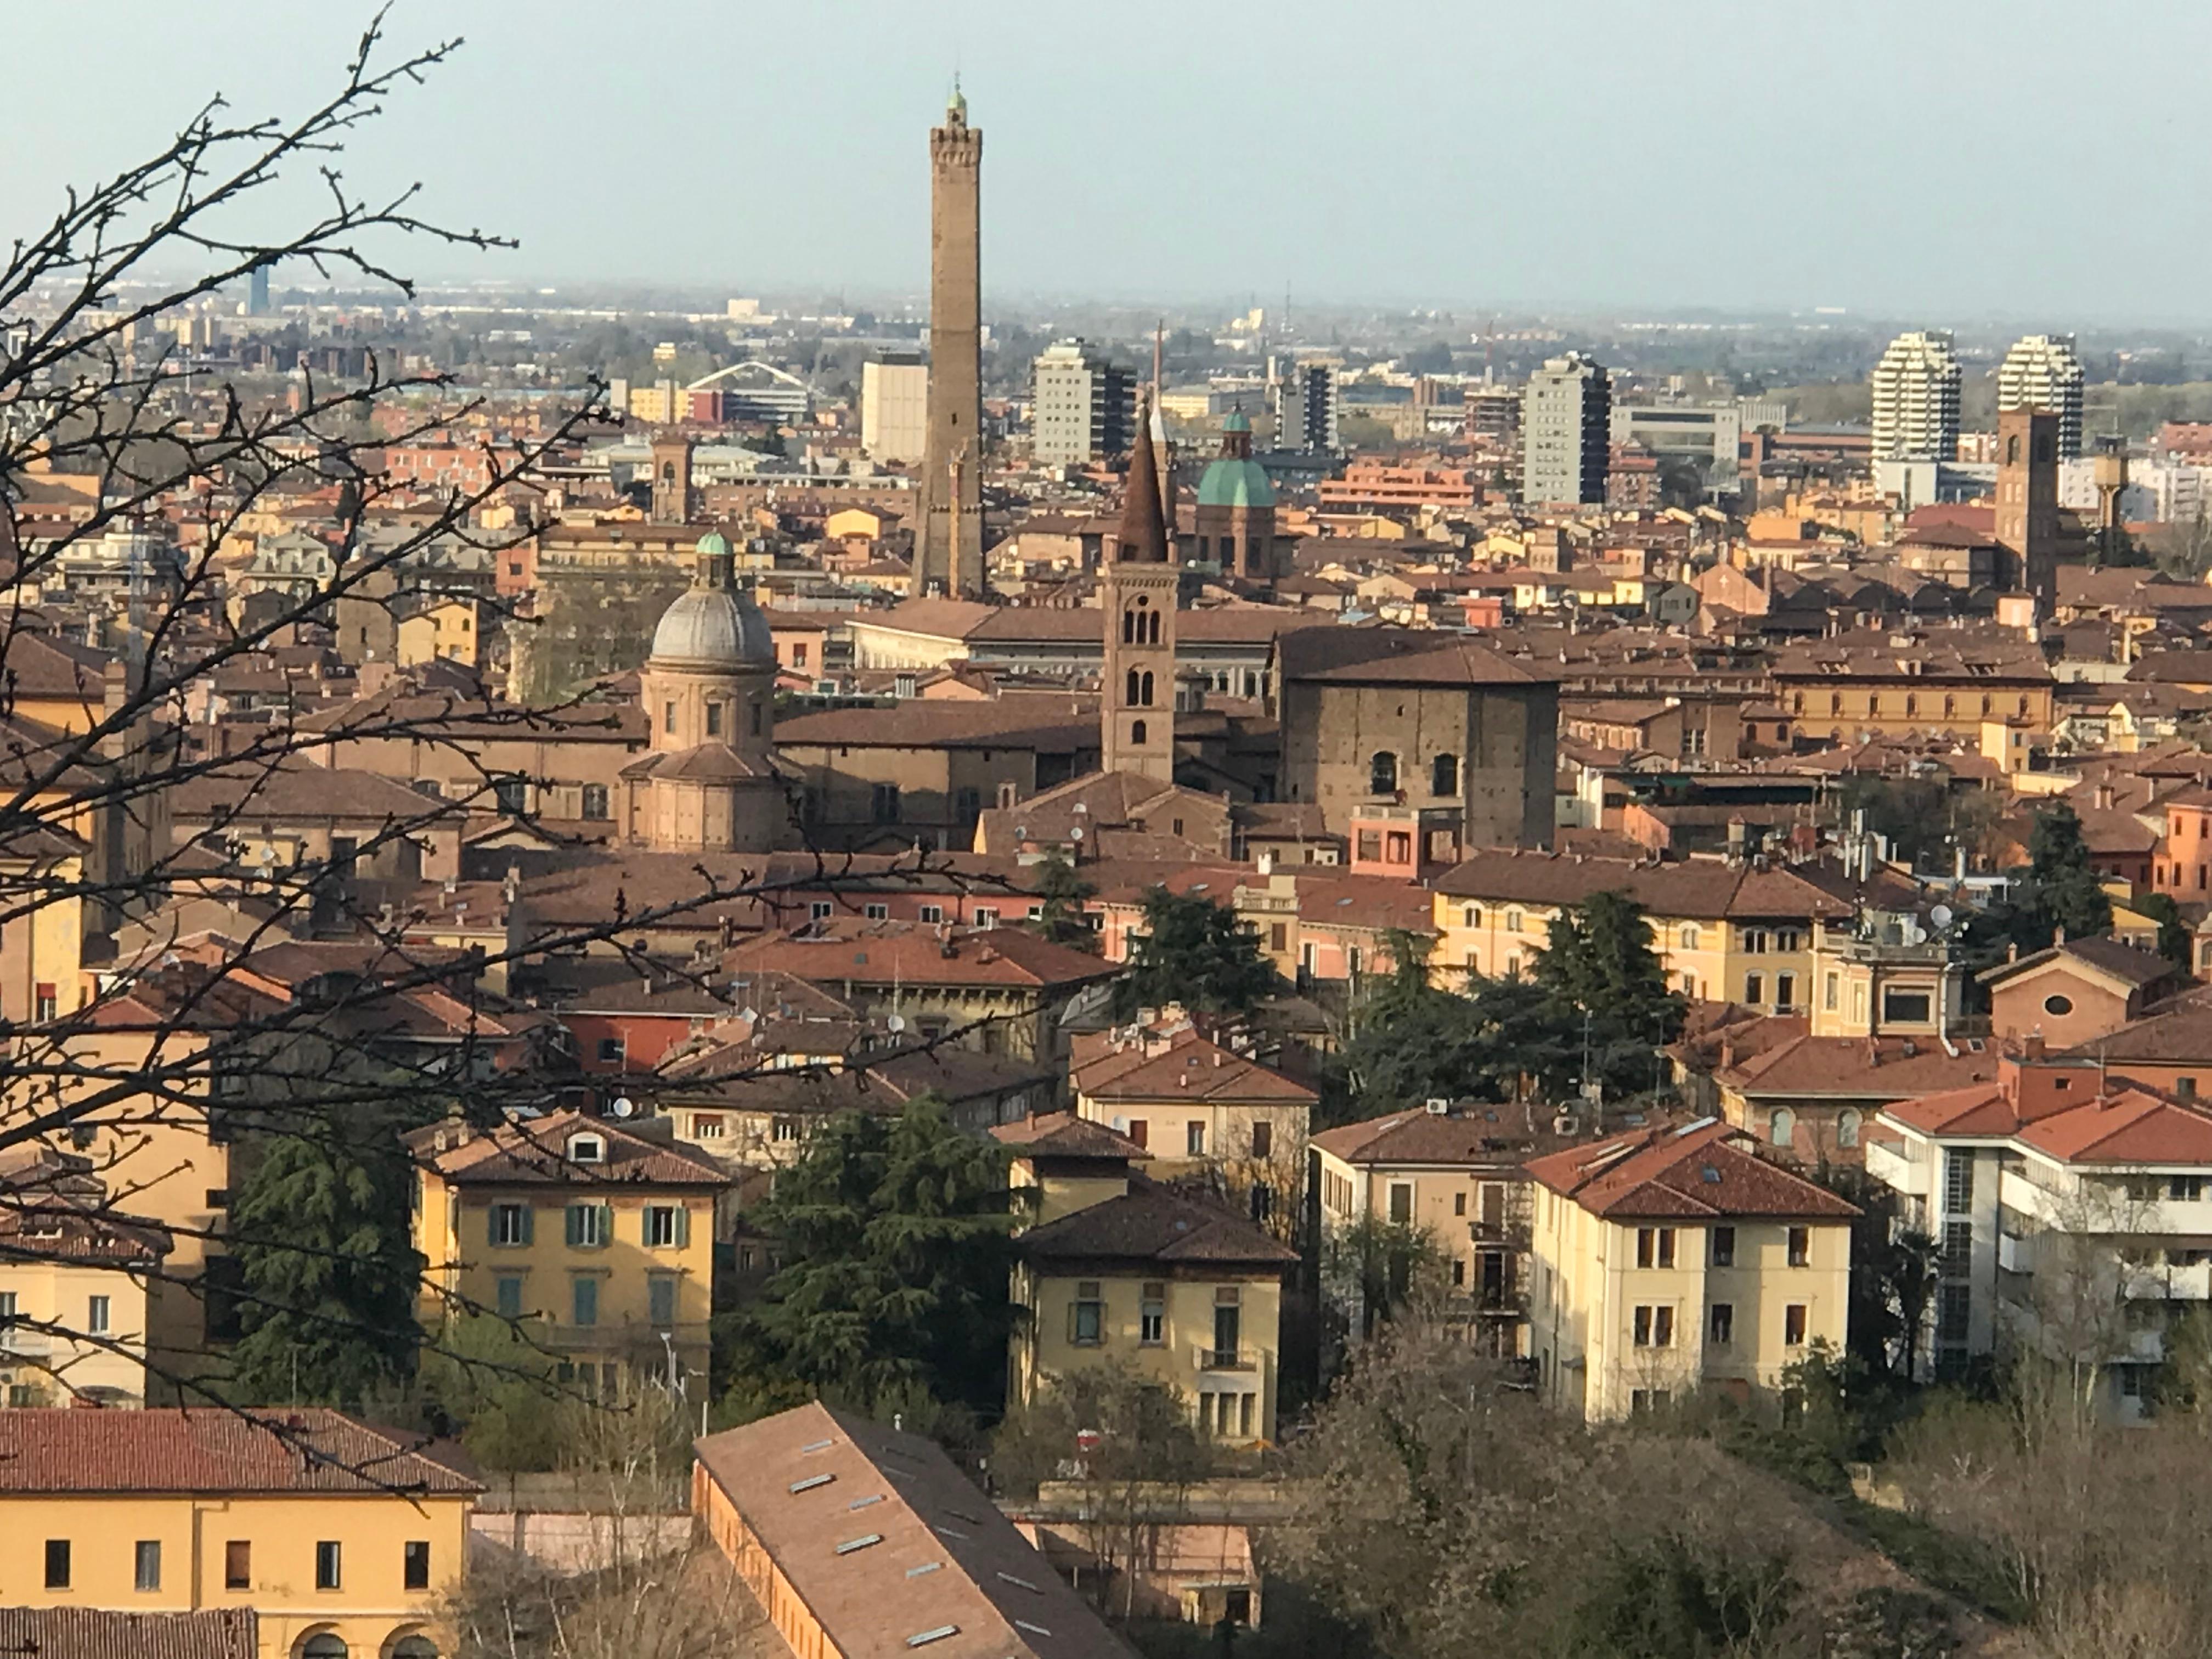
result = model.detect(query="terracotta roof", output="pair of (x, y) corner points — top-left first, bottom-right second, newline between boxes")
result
(725, 922), (1118, 994)
(1720, 1034), (1997, 1099)
(1275, 625), (1552, 688)
(1017, 1175), (1299, 1266)
(990, 1111), (1150, 1160)
(1434, 849), (1858, 921)
(2063, 986), (2212, 1064)
(1071, 1028), (1315, 1107)
(1980, 935), (2176, 994)
(1878, 1079), (2030, 1139)
(2017, 1090), (2212, 1165)
(1311, 1103), (1549, 1166)
(1523, 1119), (1859, 1221)
(407, 1109), (729, 1189)
(168, 759), (442, 823)
(0, 1408), (481, 1496)
(0, 1608), (258, 1659)
(777, 703), (1099, 751)
(693, 1401), (1136, 1659)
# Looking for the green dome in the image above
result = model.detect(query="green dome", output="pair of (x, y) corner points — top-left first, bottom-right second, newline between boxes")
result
(1221, 409), (1252, 433)
(695, 530), (731, 557)
(1198, 456), (1275, 510)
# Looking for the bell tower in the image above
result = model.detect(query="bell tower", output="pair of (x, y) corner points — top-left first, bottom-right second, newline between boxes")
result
(649, 434), (693, 526)
(1101, 401), (1178, 783)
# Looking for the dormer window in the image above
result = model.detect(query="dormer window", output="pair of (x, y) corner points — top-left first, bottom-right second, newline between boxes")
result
(567, 1134), (605, 1165)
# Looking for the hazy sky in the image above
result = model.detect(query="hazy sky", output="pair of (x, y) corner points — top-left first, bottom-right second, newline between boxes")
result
(12, 1), (2212, 322)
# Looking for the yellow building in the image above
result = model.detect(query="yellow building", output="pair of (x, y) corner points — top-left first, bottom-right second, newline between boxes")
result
(0, 1407), (476, 1659)
(1771, 630), (2056, 744)
(996, 1114), (1297, 1445)
(394, 599), (480, 669)
(408, 1111), (729, 1393)
(1430, 850), (1855, 1011)
(1069, 1023), (1314, 1235)
(0, 1152), (171, 1407)
(1524, 1120), (1858, 1420)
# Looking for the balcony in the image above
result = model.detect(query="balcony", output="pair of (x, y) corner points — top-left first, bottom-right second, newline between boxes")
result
(0, 1328), (53, 1358)
(2001, 1169), (2212, 1235)
(1865, 1138), (1926, 1198)
(1195, 1346), (1257, 1373)
(2123, 1261), (2212, 1302)
(1996, 1231), (2034, 1274)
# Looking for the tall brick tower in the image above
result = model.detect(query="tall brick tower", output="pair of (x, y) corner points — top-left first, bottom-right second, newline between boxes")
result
(1995, 408), (2059, 605)
(1101, 401), (1178, 783)
(919, 87), (984, 597)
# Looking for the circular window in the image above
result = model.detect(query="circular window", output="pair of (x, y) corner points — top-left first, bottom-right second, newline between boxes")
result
(2044, 994), (2074, 1017)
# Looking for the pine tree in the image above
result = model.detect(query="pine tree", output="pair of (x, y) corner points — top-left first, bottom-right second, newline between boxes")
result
(1113, 887), (1279, 1019)
(2008, 803), (2114, 950)
(225, 1125), (426, 1407)
(726, 1096), (1013, 1413)
(1531, 890), (1685, 1102)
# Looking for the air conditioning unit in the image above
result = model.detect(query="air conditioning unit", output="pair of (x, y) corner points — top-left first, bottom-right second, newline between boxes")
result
(1425, 1097), (1450, 1116)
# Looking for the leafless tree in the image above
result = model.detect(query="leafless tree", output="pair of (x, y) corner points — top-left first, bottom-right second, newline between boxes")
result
(0, 14), (1025, 1451)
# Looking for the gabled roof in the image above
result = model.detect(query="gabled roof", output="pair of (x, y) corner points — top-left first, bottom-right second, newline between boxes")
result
(1523, 1119), (1859, 1222)
(1311, 1103), (1546, 1167)
(1980, 935), (2176, 994)
(1071, 1028), (1315, 1107)
(991, 1110), (1151, 1160)
(2062, 985), (2212, 1064)
(2017, 1090), (2212, 1165)
(1274, 625), (1551, 689)
(0, 1408), (480, 1496)
(407, 1108), (728, 1189)
(1017, 1174), (1298, 1266)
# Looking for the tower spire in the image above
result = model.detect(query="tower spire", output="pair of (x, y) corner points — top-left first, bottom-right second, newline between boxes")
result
(1118, 396), (1169, 562)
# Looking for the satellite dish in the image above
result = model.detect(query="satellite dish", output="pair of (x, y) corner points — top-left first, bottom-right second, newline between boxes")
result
(1930, 904), (1954, 932)
(610, 1097), (636, 1119)
(1070, 825), (1085, 841)
(886, 1014), (905, 1034)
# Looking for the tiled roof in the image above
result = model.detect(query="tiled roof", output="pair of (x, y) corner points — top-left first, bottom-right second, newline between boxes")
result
(990, 1111), (1151, 1160)
(2063, 986), (2212, 1063)
(1071, 1029), (1315, 1107)
(1523, 1120), (1859, 1222)
(0, 1408), (481, 1496)
(1017, 1175), (1298, 1266)
(726, 922), (1118, 994)
(1433, 848), (1858, 921)
(1878, 1080), (2028, 1138)
(408, 1109), (729, 1189)
(1275, 625), (1551, 688)
(1311, 1102), (1549, 1166)
(2018, 1090), (2212, 1165)
(168, 759), (439, 824)
(1722, 1034), (1996, 1099)
(0, 1608), (257, 1659)
(1980, 935), (2176, 993)
(693, 1401), (1136, 1659)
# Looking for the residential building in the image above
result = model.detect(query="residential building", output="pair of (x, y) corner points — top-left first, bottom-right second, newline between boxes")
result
(693, 1400), (1134, 1659)
(998, 1115), (1297, 1444)
(1274, 362), (1339, 453)
(408, 1110), (729, 1393)
(0, 1408), (475, 1659)
(1521, 353), (1611, 505)
(1870, 331), (1962, 463)
(1525, 1120), (1858, 1420)
(1996, 334), (2085, 460)
(1869, 1046), (2212, 1413)
(1312, 1102), (1549, 1354)
(1770, 628), (2056, 742)
(860, 351), (929, 462)
(1031, 339), (1136, 467)
(1069, 1022), (1315, 1233)
(394, 597), (480, 669)
(0, 1152), (170, 1407)
(1979, 936), (2179, 1051)
(1608, 400), (1741, 496)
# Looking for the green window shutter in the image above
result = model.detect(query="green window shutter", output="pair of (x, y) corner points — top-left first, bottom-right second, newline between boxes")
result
(488, 1206), (501, 1248)
(565, 1205), (582, 1247)
(675, 1205), (691, 1249)
(597, 1204), (613, 1248)
(518, 1204), (533, 1245)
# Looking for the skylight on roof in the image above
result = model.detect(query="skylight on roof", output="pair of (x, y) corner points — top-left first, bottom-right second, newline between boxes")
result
(907, 1562), (944, 1579)
(836, 1534), (884, 1555)
(908, 1628), (960, 1648)
(997, 1571), (1041, 1593)
(934, 1524), (970, 1541)
(789, 1473), (836, 1494)
(850, 1493), (885, 1510)
(800, 1438), (834, 1453)
(1015, 1622), (1053, 1638)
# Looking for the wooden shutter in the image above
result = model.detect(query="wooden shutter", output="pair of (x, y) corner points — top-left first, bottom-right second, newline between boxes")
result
(518, 1204), (534, 1245)
(674, 1205), (691, 1248)
(565, 1204), (582, 1247)
(598, 1204), (614, 1247)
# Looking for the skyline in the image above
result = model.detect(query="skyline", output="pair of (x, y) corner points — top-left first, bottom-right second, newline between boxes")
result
(8, 2), (2212, 325)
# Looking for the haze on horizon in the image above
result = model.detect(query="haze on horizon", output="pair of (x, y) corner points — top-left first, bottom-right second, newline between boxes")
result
(12, 0), (2212, 325)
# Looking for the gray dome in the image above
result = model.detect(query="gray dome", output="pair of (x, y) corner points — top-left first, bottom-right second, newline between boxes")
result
(648, 583), (774, 670)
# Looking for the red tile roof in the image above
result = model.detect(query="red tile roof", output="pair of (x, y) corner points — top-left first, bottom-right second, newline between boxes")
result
(407, 1109), (728, 1189)
(1523, 1120), (1858, 1221)
(0, 1408), (481, 1496)
(1071, 1028), (1315, 1107)
(0, 1608), (257, 1659)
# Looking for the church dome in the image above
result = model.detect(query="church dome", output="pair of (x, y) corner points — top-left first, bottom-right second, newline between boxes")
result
(648, 535), (774, 669)
(1198, 454), (1276, 510)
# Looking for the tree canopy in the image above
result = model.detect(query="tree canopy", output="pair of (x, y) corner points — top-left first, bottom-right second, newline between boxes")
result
(1026, 849), (1098, 950)
(1530, 890), (1686, 1102)
(1113, 887), (1279, 1019)
(721, 1097), (1014, 1415)
(1997, 803), (2114, 952)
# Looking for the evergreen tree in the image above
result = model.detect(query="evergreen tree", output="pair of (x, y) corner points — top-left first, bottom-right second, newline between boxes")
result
(1530, 890), (1685, 1102)
(2139, 891), (2195, 974)
(1113, 887), (1279, 1019)
(725, 1096), (1013, 1413)
(1026, 850), (1097, 950)
(2006, 803), (2113, 950)
(226, 1124), (425, 1407)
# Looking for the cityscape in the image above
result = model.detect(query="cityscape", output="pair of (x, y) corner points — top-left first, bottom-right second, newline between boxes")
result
(10, 9), (2212, 1659)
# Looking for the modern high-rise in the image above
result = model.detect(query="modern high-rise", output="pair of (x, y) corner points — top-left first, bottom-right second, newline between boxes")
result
(1870, 330), (1962, 462)
(247, 262), (271, 317)
(1030, 338), (1136, 467)
(1521, 353), (1611, 505)
(919, 89), (984, 597)
(861, 352), (928, 463)
(1997, 334), (2085, 460)
(1274, 362), (1339, 453)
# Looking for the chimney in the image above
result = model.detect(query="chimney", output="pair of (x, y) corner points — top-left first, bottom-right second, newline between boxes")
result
(2024, 1032), (2046, 1060)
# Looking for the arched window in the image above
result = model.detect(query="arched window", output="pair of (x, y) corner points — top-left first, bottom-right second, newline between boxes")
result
(1126, 668), (1142, 706)
(392, 1640), (440, 1659)
(1431, 752), (1459, 796)
(1463, 905), (1481, 929)
(1679, 926), (1700, 951)
(1904, 695), (1917, 716)
(1837, 1109), (1862, 1149)
(1369, 751), (1399, 794)
(1505, 909), (1525, 934)
(1139, 670), (1155, 706)
(1770, 1108), (1795, 1149)
(2006, 433), (2021, 465)
(1131, 719), (1147, 744)
(300, 1636), (349, 1659)
(1830, 692), (1842, 714)
(1148, 609), (1161, 644)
